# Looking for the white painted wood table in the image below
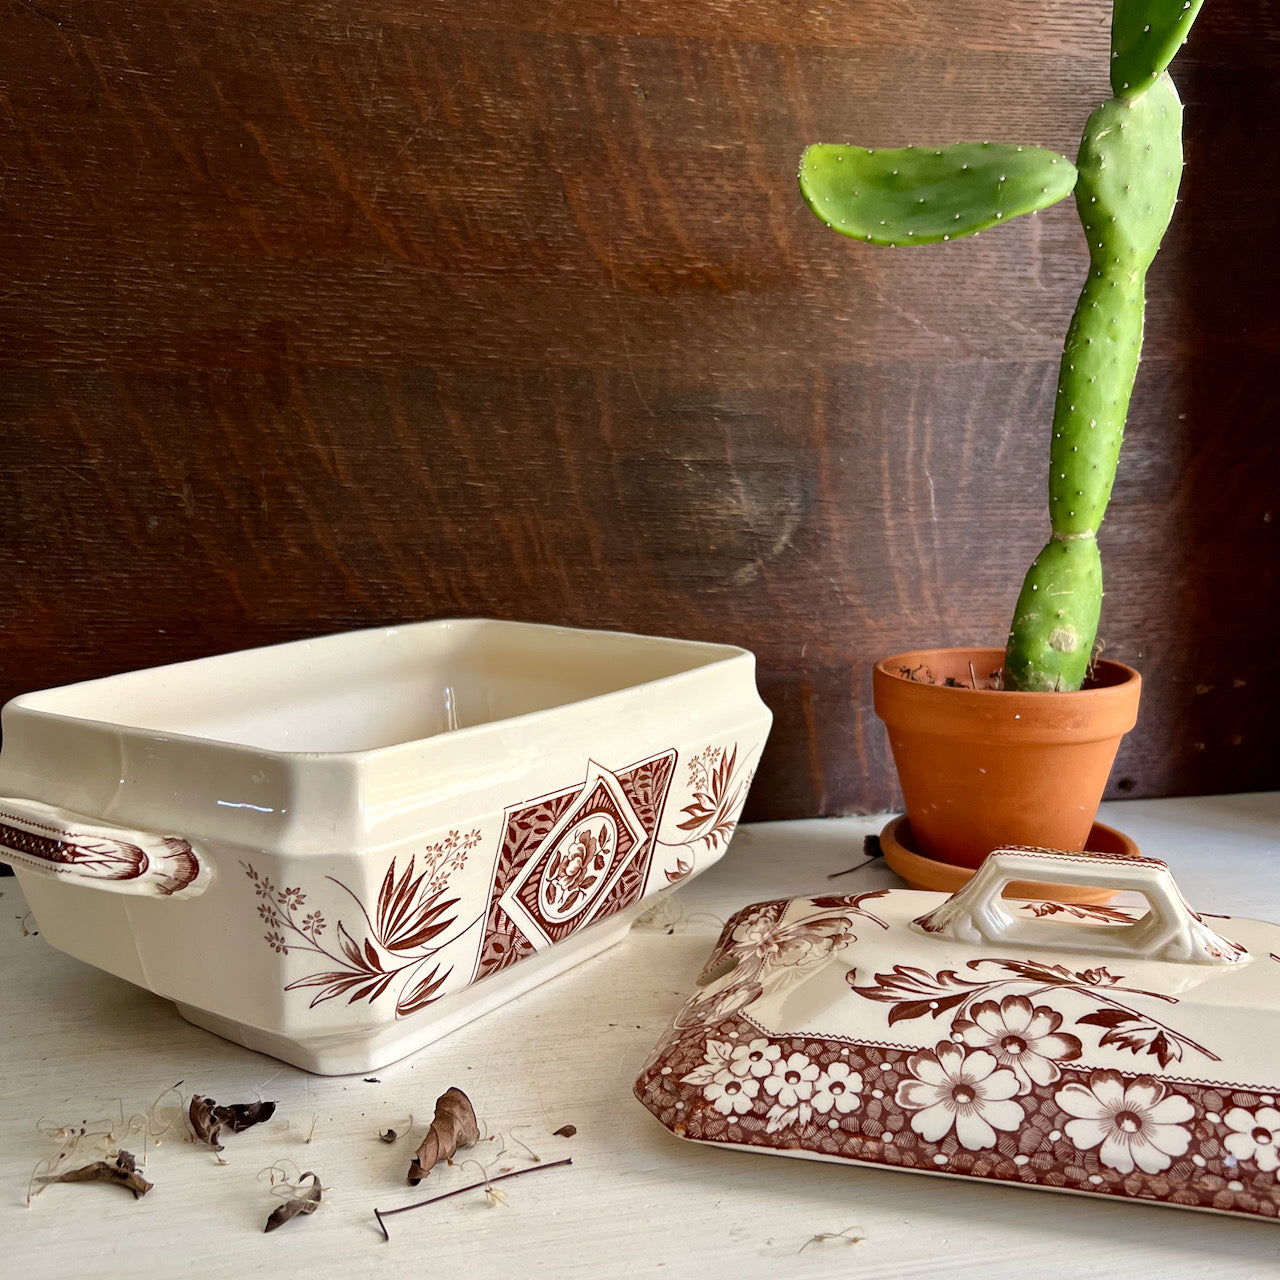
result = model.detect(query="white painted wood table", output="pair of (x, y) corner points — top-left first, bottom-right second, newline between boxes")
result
(4, 794), (1280, 1278)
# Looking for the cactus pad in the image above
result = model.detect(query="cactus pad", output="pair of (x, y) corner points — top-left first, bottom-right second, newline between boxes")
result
(798, 143), (1076, 246)
(1076, 73), (1184, 273)
(1046, 270), (1145, 535)
(1111, 0), (1204, 99)
(1004, 535), (1104, 692)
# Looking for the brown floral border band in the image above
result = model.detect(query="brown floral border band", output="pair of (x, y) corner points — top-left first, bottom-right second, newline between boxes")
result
(636, 1013), (1280, 1220)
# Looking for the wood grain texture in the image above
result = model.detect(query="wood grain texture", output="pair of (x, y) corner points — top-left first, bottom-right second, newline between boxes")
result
(1, 0), (1276, 818)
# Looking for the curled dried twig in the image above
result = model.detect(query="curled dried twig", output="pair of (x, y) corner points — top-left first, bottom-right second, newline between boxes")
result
(36, 1151), (152, 1199)
(798, 1226), (864, 1254)
(827, 833), (884, 880)
(504, 1125), (541, 1164)
(407, 1088), (478, 1185)
(264, 1171), (322, 1233)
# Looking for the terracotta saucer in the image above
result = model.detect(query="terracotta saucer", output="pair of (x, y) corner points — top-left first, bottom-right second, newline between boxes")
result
(878, 815), (1140, 903)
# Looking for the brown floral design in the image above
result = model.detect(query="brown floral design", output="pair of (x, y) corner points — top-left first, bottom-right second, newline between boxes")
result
(670, 892), (889, 1033)
(669, 745), (754, 855)
(544, 821), (614, 917)
(850, 956), (1216, 1069)
(952, 995), (1083, 1093)
(1020, 900), (1142, 923)
(474, 752), (678, 982)
(636, 1012), (1280, 1222)
(637, 887), (1280, 1221)
(245, 828), (481, 1017)
(895, 1040), (1024, 1149)
(1055, 1070), (1194, 1175)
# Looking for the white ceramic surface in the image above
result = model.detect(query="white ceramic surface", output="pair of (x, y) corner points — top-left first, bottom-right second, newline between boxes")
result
(637, 848), (1280, 1222)
(0, 619), (771, 1073)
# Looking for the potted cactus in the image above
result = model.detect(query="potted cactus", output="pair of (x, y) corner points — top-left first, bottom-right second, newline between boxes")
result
(798, 0), (1202, 883)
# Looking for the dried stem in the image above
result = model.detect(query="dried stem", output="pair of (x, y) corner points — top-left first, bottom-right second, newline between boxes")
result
(373, 1158), (573, 1241)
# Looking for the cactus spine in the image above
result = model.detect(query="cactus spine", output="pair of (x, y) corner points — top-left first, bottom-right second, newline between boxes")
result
(799, 1), (1203, 692)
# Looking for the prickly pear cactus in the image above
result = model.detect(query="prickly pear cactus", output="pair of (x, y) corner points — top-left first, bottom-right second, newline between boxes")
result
(1110, 0), (1204, 99)
(799, 143), (1078, 245)
(799, 1), (1203, 692)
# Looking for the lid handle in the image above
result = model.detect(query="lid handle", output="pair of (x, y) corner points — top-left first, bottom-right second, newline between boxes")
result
(0, 796), (209, 898)
(910, 847), (1246, 966)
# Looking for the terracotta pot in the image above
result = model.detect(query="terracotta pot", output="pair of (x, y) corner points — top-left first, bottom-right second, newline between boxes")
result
(873, 647), (1140, 869)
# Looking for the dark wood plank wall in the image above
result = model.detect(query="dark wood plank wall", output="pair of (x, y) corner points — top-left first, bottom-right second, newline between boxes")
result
(1, 1), (1276, 819)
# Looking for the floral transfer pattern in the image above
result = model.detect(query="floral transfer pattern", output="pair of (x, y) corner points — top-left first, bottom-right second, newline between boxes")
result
(1223, 1106), (1280, 1172)
(896, 1041), (1022, 1149)
(541, 818), (617, 921)
(670, 891), (890, 1033)
(635, 1012), (1280, 1221)
(663, 745), (756, 858)
(245, 828), (481, 1018)
(475, 741), (764, 983)
(850, 956), (1216, 1070)
(1055, 1071), (1194, 1175)
(1018, 900), (1142, 923)
(952, 996), (1082, 1091)
(681, 1036), (863, 1135)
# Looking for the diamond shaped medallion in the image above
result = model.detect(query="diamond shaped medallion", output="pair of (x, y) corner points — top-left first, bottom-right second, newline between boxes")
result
(472, 751), (676, 982)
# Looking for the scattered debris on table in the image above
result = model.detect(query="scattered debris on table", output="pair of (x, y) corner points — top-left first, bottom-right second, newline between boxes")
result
(375, 1158), (573, 1241)
(498, 1125), (541, 1164)
(26, 1084), (578, 1237)
(635, 896), (725, 935)
(28, 1084), (185, 1203)
(264, 1171), (322, 1233)
(798, 1226), (865, 1253)
(407, 1087), (478, 1185)
(36, 1150), (153, 1199)
(189, 1094), (277, 1152)
(827, 833), (884, 879)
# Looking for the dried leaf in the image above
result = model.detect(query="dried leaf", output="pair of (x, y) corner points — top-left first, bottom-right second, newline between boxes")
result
(216, 1100), (278, 1133)
(264, 1171), (322, 1232)
(379, 1129), (398, 1144)
(407, 1088), (480, 1185)
(189, 1095), (224, 1151)
(552, 1125), (577, 1139)
(38, 1151), (152, 1199)
(189, 1094), (277, 1151)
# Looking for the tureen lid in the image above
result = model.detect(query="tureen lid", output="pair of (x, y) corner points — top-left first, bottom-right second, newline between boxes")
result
(635, 849), (1280, 1221)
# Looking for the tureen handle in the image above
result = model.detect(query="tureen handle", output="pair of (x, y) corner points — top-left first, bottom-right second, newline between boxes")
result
(910, 848), (1246, 966)
(0, 796), (209, 898)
